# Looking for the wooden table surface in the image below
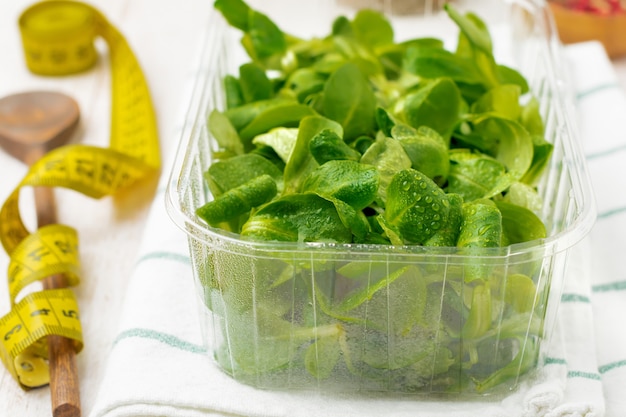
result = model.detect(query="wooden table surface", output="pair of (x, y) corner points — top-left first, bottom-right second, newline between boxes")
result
(1, 1), (626, 416)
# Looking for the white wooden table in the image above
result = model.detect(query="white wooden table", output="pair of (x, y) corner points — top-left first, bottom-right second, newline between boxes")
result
(1, 1), (625, 416)
(0, 1), (210, 415)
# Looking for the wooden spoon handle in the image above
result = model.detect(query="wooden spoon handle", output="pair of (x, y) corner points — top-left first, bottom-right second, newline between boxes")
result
(46, 317), (81, 417)
(35, 186), (82, 417)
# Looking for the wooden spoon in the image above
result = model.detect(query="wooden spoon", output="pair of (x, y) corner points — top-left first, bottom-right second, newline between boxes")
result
(0, 91), (81, 417)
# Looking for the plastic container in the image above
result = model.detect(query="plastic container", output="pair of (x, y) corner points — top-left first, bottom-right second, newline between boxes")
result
(166, 0), (596, 396)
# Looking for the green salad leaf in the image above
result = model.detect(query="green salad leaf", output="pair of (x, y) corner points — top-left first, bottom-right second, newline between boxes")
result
(196, 174), (277, 226)
(447, 149), (511, 201)
(457, 200), (502, 250)
(385, 169), (450, 244)
(224, 97), (295, 132)
(241, 193), (353, 242)
(391, 124), (450, 186)
(353, 9), (394, 48)
(283, 115), (342, 194)
(470, 84), (522, 121)
(360, 134), (412, 204)
(321, 62), (377, 141)
(302, 160), (379, 210)
(238, 62), (273, 103)
(239, 103), (318, 144)
(394, 77), (463, 140)
(251, 127), (298, 163)
(403, 46), (484, 85)
(204, 153), (283, 196)
(208, 109), (244, 157)
(283, 67), (327, 103)
(496, 200), (546, 244)
(424, 192), (463, 247)
(308, 128), (361, 164)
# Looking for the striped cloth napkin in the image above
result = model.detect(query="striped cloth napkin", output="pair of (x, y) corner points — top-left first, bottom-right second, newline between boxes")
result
(88, 41), (626, 417)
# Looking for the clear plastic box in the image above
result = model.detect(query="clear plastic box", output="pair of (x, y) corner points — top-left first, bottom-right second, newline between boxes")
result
(166, 0), (596, 395)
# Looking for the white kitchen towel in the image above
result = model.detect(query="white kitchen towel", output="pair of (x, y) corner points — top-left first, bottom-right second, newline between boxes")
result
(88, 41), (625, 417)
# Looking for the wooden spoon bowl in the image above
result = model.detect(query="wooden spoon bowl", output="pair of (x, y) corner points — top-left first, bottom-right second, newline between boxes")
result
(0, 91), (79, 165)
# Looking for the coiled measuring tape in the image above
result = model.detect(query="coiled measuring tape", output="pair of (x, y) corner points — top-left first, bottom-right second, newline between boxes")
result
(0, 0), (160, 389)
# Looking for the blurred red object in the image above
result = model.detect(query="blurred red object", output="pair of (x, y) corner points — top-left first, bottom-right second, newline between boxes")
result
(549, 0), (626, 57)
(551, 0), (625, 14)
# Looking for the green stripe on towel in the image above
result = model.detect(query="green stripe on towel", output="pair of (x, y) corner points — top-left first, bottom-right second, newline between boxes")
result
(567, 370), (601, 380)
(545, 357), (567, 365)
(114, 328), (207, 354)
(561, 293), (590, 303)
(599, 359), (626, 374)
(136, 251), (191, 266)
(587, 144), (626, 161)
(598, 206), (626, 220)
(576, 83), (622, 100)
(592, 280), (626, 293)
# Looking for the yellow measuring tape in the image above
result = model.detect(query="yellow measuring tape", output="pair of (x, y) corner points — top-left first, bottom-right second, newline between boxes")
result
(0, 0), (160, 389)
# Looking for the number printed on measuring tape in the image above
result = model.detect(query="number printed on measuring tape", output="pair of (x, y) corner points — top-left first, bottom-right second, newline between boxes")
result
(0, 288), (83, 388)
(7, 224), (80, 303)
(1, 289), (82, 357)
(0, 0), (160, 388)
